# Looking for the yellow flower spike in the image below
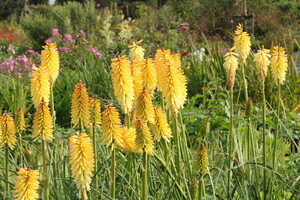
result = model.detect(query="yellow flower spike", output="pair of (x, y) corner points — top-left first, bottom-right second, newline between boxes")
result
(153, 107), (172, 142)
(136, 88), (155, 124)
(128, 40), (144, 61)
(141, 58), (157, 96)
(195, 143), (209, 174)
(131, 60), (143, 101)
(31, 67), (50, 108)
(224, 50), (239, 89)
(254, 47), (271, 79)
(32, 99), (54, 141)
(40, 43), (60, 84)
(14, 168), (40, 200)
(0, 112), (16, 149)
(271, 46), (288, 85)
(155, 49), (187, 114)
(117, 127), (138, 152)
(101, 103), (123, 147)
(15, 108), (26, 132)
(89, 97), (101, 126)
(69, 132), (95, 200)
(234, 24), (251, 64)
(71, 82), (90, 130)
(134, 117), (154, 155)
(111, 55), (135, 114)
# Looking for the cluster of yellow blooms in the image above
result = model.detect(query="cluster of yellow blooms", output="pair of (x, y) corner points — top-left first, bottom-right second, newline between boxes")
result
(224, 24), (288, 87)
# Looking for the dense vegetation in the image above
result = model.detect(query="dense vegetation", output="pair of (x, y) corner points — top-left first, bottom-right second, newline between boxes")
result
(0, 0), (299, 200)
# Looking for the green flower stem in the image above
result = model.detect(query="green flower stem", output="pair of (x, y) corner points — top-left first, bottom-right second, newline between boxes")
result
(241, 64), (249, 101)
(198, 174), (205, 200)
(18, 131), (23, 167)
(42, 139), (49, 200)
(272, 82), (281, 169)
(50, 84), (57, 193)
(227, 86), (234, 199)
(92, 125), (98, 191)
(172, 114), (181, 176)
(142, 151), (148, 200)
(5, 145), (10, 197)
(262, 80), (267, 200)
(111, 145), (116, 199)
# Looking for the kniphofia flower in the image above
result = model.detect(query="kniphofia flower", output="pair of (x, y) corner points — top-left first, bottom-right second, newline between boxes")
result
(40, 43), (60, 83)
(0, 112), (16, 149)
(128, 40), (144, 61)
(234, 24), (251, 64)
(141, 58), (157, 96)
(89, 97), (101, 126)
(131, 60), (143, 100)
(155, 49), (187, 114)
(134, 117), (154, 155)
(14, 168), (40, 200)
(118, 127), (138, 152)
(111, 56), (135, 114)
(224, 49), (239, 89)
(101, 103), (123, 147)
(15, 108), (26, 132)
(69, 132), (95, 200)
(271, 46), (288, 85)
(254, 47), (271, 79)
(31, 67), (50, 108)
(153, 107), (172, 142)
(32, 99), (54, 141)
(71, 82), (90, 130)
(136, 89), (155, 124)
(195, 143), (209, 174)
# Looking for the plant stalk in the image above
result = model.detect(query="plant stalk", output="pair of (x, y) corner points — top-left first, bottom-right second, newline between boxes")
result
(198, 174), (205, 200)
(262, 80), (267, 200)
(241, 64), (249, 101)
(111, 145), (116, 199)
(227, 86), (234, 199)
(42, 139), (49, 200)
(272, 82), (281, 169)
(92, 125), (98, 190)
(142, 151), (148, 200)
(5, 145), (10, 196)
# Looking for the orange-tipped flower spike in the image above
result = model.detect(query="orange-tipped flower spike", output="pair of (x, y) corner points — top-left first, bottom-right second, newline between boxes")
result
(153, 107), (172, 142)
(254, 47), (271, 80)
(31, 67), (50, 108)
(136, 88), (155, 124)
(111, 55), (135, 114)
(128, 40), (144, 61)
(71, 82), (90, 130)
(234, 24), (251, 64)
(14, 168), (40, 200)
(89, 97), (101, 126)
(271, 46), (288, 85)
(131, 60), (143, 101)
(102, 103), (123, 147)
(0, 112), (16, 149)
(32, 99), (54, 141)
(15, 108), (26, 132)
(69, 132), (95, 200)
(134, 117), (154, 155)
(40, 43), (60, 84)
(118, 127), (138, 152)
(155, 49), (187, 114)
(141, 58), (157, 96)
(224, 49), (239, 89)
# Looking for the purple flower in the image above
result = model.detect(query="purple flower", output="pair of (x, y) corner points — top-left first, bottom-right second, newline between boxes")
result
(45, 39), (52, 43)
(87, 46), (102, 58)
(17, 55), (28, 63)
(77, 30), (86, 38)
(64, 34), (75, 43)
(59, 47), (69, 53)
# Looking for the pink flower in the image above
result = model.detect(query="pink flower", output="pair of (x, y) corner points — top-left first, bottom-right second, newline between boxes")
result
(52, 29), (59, 36)
(87, 46), (102, 58)
(45, 39), (52, 43)
(77, 30), (85, 38)
(59, 47), (69, 53)
(27, 50), (37, 55)
(64, 34), (75, 43)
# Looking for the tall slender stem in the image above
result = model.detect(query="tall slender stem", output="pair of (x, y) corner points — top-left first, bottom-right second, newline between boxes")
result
(50, 84), (57, 194)
(172, 114), (181, 175)
(111, 145), (116, 199)
(5, 145), (10, 197)
(198, 174), (205, 200)
(142, 151), (148, 200)
(262, 80), (267, 200)
(241, 64), (249, 101)
(227, 86), (234, 199)
(92, 125), (98, 190)
(18, 131), (23, 166)
(42, 139), (49, 200)
(272, 82), (281, 169)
